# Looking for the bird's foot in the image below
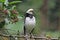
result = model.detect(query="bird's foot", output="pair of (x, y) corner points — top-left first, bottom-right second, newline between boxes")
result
(30, 34), (34, 39)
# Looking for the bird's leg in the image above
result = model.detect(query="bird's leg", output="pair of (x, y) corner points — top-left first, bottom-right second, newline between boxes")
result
(24, 26), (27, 40)
(24, 26), (30, 40)
(30, 28), (34, 38)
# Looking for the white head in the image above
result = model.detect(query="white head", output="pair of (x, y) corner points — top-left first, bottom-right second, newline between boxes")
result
(26, 8), (34, 14)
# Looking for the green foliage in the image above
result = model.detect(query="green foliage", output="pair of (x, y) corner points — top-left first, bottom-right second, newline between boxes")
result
(0, 21), (5, 28)
(0, 0), (5, 3)
(0, 0), (22, 28)
(46, 31), (60, 38)
(9, 1), (22, 5)
(0, 0), (22, 5)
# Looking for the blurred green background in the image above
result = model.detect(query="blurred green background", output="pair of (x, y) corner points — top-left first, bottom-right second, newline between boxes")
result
(0, 0), (60, 38)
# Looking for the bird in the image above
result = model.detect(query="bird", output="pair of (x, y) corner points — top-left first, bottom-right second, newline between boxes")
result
(24, 8), (36, 39)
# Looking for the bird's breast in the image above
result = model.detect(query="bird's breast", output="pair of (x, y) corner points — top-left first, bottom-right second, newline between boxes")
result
(25, 17), (36, 26)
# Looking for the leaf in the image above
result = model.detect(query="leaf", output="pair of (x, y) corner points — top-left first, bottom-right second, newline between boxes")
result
(9, 1), (22, 5)
(0, 0), (5, 2)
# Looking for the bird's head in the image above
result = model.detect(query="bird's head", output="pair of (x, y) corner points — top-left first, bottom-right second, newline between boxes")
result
(26, 8), (34, 14)
(26, 8), (34, 18)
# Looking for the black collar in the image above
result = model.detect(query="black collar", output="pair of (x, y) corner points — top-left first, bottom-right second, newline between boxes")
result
(25, 13), (33, 18)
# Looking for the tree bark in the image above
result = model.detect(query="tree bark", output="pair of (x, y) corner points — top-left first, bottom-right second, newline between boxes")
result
(40, 0), (48, 30)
